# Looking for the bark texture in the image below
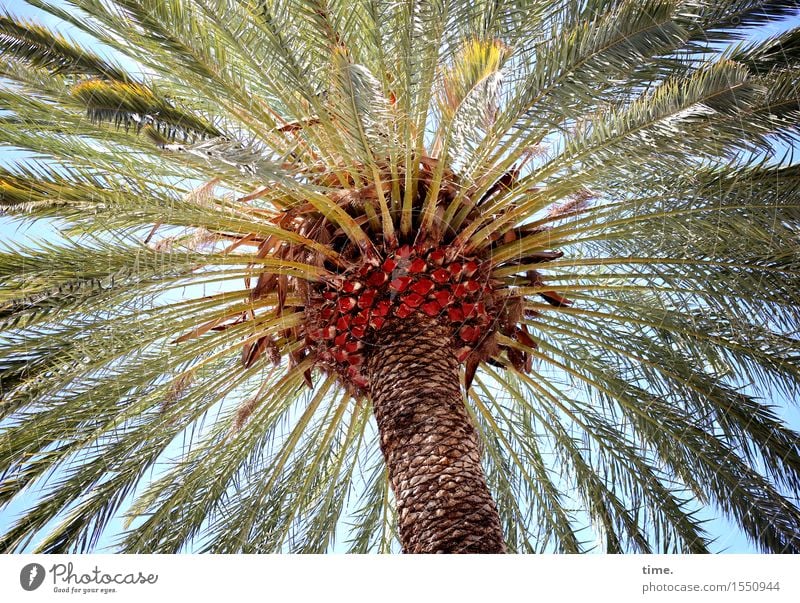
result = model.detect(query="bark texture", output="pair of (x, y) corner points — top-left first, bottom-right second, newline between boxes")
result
(366, 315), (505, 553)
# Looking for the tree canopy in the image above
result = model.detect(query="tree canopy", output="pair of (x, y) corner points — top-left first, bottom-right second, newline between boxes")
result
(1, 0), (800, 553)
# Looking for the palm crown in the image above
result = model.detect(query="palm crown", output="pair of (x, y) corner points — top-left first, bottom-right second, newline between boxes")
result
(1, 0), (800, 553)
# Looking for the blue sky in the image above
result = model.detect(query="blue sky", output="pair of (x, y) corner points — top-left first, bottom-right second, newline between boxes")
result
(1, 0), (799, 554)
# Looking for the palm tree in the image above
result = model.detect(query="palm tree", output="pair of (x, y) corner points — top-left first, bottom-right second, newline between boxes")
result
(1, 0), (800, 554)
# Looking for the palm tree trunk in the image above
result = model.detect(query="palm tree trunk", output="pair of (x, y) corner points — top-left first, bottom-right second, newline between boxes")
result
(366, 315), (506, 553)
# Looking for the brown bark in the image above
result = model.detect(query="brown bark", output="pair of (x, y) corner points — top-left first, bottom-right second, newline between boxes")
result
(365, 315), (506, 553)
